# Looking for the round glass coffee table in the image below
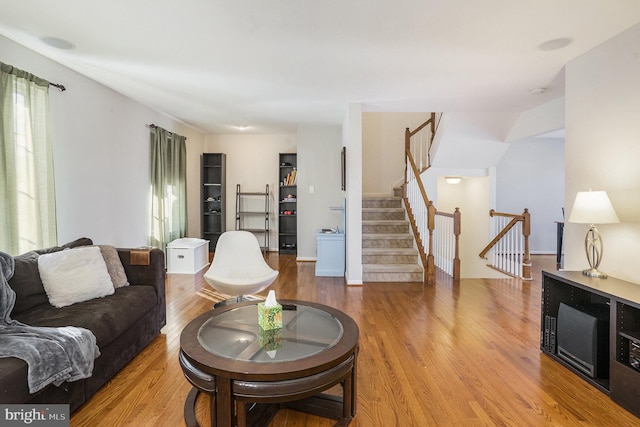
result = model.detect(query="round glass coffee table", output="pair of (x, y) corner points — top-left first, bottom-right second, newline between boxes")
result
(179, 300), (359, 427)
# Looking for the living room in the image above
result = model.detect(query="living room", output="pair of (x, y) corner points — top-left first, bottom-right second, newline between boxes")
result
(2, 3), (640, 426)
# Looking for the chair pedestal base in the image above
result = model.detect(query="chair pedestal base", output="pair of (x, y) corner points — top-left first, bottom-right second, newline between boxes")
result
(213, 295), (262, 309)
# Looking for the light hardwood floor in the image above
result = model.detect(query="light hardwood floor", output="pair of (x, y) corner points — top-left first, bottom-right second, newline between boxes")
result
(71, 255), (639, 426)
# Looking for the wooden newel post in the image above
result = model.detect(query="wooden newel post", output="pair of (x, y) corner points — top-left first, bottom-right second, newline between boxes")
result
(404, 128), (410, 199)
(426, 201), (436, 285)
(453, 207), (461, 281)
(522, 208), (532, 281)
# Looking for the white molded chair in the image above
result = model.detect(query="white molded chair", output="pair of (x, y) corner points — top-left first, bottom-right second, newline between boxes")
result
(204, 231), (278, 307)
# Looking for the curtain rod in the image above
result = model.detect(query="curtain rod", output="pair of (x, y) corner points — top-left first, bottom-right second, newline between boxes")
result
(146, 124), (187, 140)
(0, 61), (66, 91)
(50, 82), (66, 92)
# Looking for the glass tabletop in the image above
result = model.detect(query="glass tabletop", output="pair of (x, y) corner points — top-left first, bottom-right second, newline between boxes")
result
(197, 303), (344, 363)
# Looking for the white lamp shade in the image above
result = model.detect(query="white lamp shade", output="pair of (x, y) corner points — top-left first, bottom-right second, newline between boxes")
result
(568, 190), (619, 224)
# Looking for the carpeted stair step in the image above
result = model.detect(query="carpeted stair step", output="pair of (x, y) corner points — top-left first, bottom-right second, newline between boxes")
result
(362, 195), (422, 282)
(362, 247), (418, 264)
(362, 207), (405, 221)
(362, 197), (402, 209)
(362, 264), (423, 282)
(362, 220), (409, 234)
(362, 233), (413, 248)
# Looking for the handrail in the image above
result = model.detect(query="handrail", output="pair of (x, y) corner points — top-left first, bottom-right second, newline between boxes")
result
(403, 150), (430, 281)
(479, 209), (531, 280)
(408, 116), (435, 138)
(403, 112), (459, 283)
(405, 150), (430, 205)
(405, 114), (435, 174)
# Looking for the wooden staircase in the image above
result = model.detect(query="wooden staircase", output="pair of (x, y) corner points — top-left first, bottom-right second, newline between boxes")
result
(362, 196), (423, 282)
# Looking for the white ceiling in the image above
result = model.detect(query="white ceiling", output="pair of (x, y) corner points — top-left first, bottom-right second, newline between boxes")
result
(1, 1), (639, 134)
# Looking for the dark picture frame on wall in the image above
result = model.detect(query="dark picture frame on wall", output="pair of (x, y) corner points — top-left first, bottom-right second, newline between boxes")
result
(341, 147), (346, 191)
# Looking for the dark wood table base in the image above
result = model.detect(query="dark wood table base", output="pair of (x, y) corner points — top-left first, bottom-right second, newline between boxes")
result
(184, 388), (354, 427)
(181, 351), (357, 427)
(179, 301), (359, 427)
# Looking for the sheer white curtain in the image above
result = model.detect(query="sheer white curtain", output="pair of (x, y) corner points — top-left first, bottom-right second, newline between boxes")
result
(0, 62), (57, 255)
(148, 126), (187, 252)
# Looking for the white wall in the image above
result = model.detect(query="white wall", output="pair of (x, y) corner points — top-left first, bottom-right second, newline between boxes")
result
(344, 103), (363, 284)
(506, 97), (565, 142)
(496, 137), (565, 254)
(423, 104), (565, 274)
(1, 35), (205, 249)
(362, 112), (431, 196)
(431, 112), (515, 169)
(564, 23), (640, 284)
(297, 126), (344, 259)
(204, 134), (296, 251)
(204, 128), (344, 260)
(436, 176), (505, 278)
(422, 172), (499, 278)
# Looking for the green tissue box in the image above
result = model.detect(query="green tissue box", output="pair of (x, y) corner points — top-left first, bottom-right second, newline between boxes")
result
(258, 327), (283, 351)
(258, 302), (283, 330)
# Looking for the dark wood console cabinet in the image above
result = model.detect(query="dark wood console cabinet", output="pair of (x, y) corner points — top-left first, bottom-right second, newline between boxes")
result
(541, 270), (640, 417)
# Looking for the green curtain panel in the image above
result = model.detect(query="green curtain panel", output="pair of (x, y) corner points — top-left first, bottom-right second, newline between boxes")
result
(0, 62), (57, 255)
(148, 126), (187, 252)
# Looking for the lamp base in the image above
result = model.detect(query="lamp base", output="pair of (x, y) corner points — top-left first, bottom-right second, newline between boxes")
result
(582, 268), (608, 279)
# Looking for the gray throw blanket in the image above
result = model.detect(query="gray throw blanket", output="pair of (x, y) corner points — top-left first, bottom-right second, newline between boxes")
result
(0, 251), (100, 393)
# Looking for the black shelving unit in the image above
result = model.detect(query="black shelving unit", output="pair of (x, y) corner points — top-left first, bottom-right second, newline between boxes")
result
(541, 270), (640, 417)
(201, 153), (226, 252)
(279, 153), (297, 254)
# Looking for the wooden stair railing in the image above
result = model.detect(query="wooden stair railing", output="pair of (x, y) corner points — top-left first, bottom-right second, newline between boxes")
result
(406, 114), (435, 173)
(479, 209), (531, 280)
(403, 113), (460, 284)
(434, 207), (461, 280)
(402, 150), (431, 283)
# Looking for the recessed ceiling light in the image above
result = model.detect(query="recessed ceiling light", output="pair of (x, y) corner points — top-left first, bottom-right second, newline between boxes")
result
(41, 36), (76, 50)
(529, 87), (545, 95)
(537, 37), (574, 51)
(234, 125), (249, 130)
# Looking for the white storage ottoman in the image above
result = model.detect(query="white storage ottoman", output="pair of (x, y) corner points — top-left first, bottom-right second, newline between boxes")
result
(167, 238), (209, 274)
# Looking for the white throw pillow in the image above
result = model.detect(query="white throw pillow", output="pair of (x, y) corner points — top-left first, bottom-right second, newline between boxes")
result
(38, 246), (115, 308)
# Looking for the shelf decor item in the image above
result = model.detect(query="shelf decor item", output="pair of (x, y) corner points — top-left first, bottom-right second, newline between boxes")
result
(568, 189), (619, 278)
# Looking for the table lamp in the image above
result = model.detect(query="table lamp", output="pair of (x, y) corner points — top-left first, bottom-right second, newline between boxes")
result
(568, 190), (619, 278)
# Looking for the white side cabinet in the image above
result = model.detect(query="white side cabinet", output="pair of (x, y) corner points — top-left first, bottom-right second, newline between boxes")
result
(167, 238), (209, 274)
(315, 231), (345, 277)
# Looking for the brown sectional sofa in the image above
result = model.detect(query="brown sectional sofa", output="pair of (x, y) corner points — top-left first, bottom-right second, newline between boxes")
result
(0, 238), (166, 412)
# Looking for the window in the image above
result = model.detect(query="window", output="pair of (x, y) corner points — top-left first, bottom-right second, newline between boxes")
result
(0, 62), (57, 254)
(148, 126), (187, 252)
